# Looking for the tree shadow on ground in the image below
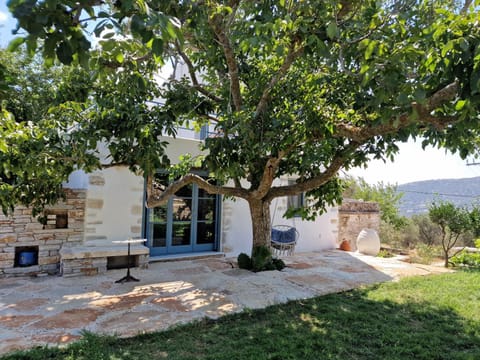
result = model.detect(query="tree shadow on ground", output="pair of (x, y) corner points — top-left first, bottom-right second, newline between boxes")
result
(3, 280), (479, 360)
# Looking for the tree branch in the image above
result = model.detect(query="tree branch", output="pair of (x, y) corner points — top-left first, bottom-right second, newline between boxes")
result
(266, 144), (359, 200)
(209, 10), (242, 111)
(335, 80), (460, 142)
(461, 0), (473, 13)
(146, 173), (249, 208)
(427, 80), (459, 110)
(175, 43), (223, 103)
(254, 38), (304, 118)
(251, 156), (282, 199)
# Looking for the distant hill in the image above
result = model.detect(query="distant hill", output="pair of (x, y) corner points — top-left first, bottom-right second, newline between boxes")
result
(397, 177), (480, 216)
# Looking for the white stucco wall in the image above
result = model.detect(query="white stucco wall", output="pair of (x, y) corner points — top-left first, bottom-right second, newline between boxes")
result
(220, 178), (338, 257)
(270, 197), (338, 252)
(84, 167), (144, 244)
(158, 136), (206, 161)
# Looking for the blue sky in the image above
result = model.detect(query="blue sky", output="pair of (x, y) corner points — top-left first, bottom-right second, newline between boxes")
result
(1, 4), (479, 185)
(348, 139), (480, 185)
(0, 2), (17, 47)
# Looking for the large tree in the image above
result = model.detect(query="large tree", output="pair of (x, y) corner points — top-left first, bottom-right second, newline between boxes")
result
(4, 0), (480, 253)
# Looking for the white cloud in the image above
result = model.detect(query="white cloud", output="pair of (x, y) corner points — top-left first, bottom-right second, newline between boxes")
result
(0, 11), (8, 23)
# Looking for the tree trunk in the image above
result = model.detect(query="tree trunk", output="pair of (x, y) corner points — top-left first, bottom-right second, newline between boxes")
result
(248, 198), (272, 251)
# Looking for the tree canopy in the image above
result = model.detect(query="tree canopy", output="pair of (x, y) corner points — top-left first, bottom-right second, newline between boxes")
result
(3, 0), (480, 249)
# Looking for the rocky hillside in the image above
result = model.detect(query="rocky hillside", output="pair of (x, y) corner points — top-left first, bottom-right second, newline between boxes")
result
(397, 177), (480, 216)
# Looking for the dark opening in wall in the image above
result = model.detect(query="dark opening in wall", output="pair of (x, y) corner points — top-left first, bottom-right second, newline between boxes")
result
(44, 210), (68, 229)
(107, 255), (139, 270)
(14, 246), (39, 267)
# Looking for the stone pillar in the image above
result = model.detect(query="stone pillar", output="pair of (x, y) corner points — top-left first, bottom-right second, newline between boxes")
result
(337, 200), (380, 251)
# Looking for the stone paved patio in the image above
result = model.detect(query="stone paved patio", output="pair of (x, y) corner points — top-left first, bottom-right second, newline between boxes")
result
(0, 250), (452, 355)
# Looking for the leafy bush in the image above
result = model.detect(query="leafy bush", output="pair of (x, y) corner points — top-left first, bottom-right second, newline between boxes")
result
(272, 258), (286, 271)
(251, 245), (272, 272)
(379, 219), (418, 249)
(237, 247), (286, 272)
(377, 249), (394, 258)
(411, 214), (442, 246)
(237, 253), (252, 270)
(344, 177), (406, 229)
(451, 250), (480, 269)
(410, 244), (442, 265)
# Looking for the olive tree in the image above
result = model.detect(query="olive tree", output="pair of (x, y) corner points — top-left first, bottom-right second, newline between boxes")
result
(429, 201), (475, 267)
(4, 0), (480, 255)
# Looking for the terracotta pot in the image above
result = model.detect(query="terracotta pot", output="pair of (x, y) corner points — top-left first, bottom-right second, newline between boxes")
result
(339, 240), (351, 251)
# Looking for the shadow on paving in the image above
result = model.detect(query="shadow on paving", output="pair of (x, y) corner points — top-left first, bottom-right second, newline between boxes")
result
(2, 283), (479, 360)
(0, 251), (452, 356)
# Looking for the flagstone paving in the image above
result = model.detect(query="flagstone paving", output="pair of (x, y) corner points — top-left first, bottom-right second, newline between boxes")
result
(0, 250), (452, 355)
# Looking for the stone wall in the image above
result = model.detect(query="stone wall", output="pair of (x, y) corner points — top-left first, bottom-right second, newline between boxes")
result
(0, 189), (85, 277)
(337, 200), (380, 251)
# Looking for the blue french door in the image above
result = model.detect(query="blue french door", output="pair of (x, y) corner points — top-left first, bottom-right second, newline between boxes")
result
(146, 174), (219, 255)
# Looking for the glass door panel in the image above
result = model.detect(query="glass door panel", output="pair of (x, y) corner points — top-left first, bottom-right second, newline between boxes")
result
(194, 196), (216, 249)
(146, 174), (219, 255)
(150, 203), (168, 255)
(172, 223), (192, 246)
(152, 223), (167, 248)
(196, 221), (215, 244)
(170, 192), (193, 252)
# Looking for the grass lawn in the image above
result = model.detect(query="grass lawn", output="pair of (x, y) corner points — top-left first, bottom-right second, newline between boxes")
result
(2, 271), (479, 360)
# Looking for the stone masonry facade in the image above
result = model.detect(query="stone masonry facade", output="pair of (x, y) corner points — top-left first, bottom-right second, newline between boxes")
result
(0, 189), (85, 277)
(337, 200), (380, 251)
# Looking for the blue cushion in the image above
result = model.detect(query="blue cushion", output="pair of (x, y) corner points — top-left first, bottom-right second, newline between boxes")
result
(271, 229), (282, 242)
(272, 228), (296, 243)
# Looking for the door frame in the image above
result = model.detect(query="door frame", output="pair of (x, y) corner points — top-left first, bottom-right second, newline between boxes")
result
(143, 173), (221, 256)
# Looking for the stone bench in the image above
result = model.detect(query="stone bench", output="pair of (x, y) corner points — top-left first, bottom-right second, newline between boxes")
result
(59, 242), (149, 277)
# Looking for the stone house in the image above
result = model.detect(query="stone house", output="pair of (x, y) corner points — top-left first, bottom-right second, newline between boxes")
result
(0, 63), (380, 278)
(0, 125), (380, 278)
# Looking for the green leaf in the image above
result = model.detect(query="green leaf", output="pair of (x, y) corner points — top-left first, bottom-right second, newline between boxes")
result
(365, 41), (377, 60)
(56, 41), (73, 65)
(7, 37), (25, 52)
(326, 22), (338, 40)
(115, 52), (124, 63)
(413, 89), (426, 103)
(441, 41), (454, 57)
(152, 38), (164, 57)
(102, 32), (116, 39)
(396, 92), (409, 104)
(455, 100), (466, 111)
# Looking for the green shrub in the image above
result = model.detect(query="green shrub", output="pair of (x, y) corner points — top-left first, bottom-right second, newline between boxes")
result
(410, 244), (442, 265)
(475, 239), (480, 249)
(451, 250), (480, 269)
(238, 247), (286, 272)
(251, 245), (272, 272)
(272, 258), (286, 271)
(237, 253), (252, 270)
(377, 249), (394, 258)
(411, 214), (442, 246)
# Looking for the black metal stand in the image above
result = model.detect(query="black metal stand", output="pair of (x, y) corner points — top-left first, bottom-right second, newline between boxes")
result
(115, 242), (140, 283)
